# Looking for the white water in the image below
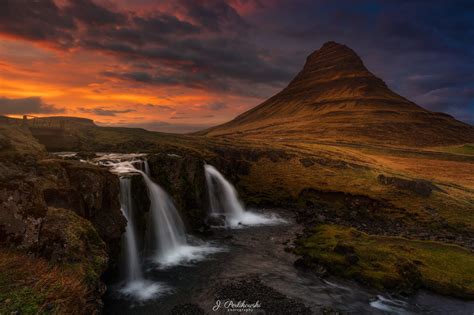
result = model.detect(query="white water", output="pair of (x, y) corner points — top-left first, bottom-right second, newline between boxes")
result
(204, 164), (285, 228)
(104, 158), (222, 269)
(119, 177), (142, 281)
(117, 175), (168, 301)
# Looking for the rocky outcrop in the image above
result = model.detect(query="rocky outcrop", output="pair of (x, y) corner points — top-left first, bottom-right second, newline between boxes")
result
(378, 174), (441, 197)
(147, 153), (208, 232)
(0, 125), (125, 313)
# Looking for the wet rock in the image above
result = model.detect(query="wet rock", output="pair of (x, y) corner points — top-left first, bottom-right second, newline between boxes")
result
(75, 151), (98, 160)
(148, 153), (208, 232)
(294, 256), (328, 277)
(206, 215), (226, 227)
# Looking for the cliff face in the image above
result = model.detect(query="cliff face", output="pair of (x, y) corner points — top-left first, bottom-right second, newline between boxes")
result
(147, 153), (208, 232)
(0, 125), (125, 313)
(199, 42), (474, 147)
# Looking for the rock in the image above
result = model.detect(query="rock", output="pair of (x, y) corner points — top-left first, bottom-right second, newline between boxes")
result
(378, 174), (441, 197)
(334, 242), (355, 255)
(395, 259), (422, 295)
(317, 214), (326, 222)
(206, 215), (226, 227)
(299, 158), (315, 167)
(345, 253), (359, 265)
(148, 153), (208, 232)
(75, 151), (98, 160)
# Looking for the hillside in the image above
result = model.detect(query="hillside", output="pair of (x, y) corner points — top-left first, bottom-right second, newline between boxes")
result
(198, 42), (474, 147)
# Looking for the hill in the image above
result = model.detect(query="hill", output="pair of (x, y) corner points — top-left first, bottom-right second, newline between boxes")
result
(198, 42), (474, 147)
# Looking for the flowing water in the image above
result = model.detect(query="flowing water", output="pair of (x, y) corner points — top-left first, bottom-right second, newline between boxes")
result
(87, 154), (473, 314)
(205, 164), (284, 227)
(104, 211), (474, 314)
(119, 177), (142, 282)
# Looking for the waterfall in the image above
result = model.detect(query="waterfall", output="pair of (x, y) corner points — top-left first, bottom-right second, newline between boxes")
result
(140, 173), (188, 263)
(117, 174), (166, 300)
(205, 164), (285, 227)
(119, 177), (142, 282)
(102, 156), (222, 272)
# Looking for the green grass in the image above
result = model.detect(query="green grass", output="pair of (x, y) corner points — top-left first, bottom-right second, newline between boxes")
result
(434, 144), (474, 156)
(295, 224), (474, 298)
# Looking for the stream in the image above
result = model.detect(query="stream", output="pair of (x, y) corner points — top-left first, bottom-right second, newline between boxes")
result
(103, 210), (474, 315)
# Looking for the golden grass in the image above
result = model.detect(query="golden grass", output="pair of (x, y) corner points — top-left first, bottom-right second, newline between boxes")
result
(297, 224), (474, 298)
(0, 250), (94, 315)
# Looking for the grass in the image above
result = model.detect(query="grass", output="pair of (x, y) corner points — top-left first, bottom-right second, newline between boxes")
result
(0, 250), (89, 314)
(295, 224), (474, 298)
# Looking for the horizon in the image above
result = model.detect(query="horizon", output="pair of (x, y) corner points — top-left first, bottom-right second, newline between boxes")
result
(1, 0), (473, 133)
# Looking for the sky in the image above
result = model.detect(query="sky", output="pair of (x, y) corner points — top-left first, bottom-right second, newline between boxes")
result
(0, 0), (473, 133)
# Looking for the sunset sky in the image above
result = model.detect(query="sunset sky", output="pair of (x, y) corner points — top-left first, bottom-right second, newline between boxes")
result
(1, 0), (473, 133)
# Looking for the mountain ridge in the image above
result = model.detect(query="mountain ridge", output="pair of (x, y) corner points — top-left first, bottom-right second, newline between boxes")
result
(198, 41), (474, 147)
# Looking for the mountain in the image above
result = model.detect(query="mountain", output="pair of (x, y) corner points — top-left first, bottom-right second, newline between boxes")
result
(198, 42), (474, 147)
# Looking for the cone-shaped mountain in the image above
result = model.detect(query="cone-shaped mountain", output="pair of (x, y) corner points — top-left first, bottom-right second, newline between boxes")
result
(198, 41), (474, 146)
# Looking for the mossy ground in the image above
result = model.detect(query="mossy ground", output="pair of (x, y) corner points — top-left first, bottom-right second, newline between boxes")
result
(0, 250), (87, 314)
(295, 224), (474, 298)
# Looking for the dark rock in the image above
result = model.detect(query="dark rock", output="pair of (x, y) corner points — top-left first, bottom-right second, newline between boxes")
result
(206, 215), (226, 227)
(75, 151), (98, 160)
(345, 253), (359, 265)
(300, 158), (315, 167)
(294, 257), (328, 277)
(148, 153), (208, 232)
(334, 242), (355, 255)
(395, 259), (422, 295)
(378, 174), (441, 197)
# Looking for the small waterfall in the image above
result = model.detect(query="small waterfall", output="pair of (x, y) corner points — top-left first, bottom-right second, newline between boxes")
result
(140, 173), (188, 263)
(205, 164), (285, 227)
(119, 177), (142, 282)
(205, 164), (246, 225)
(118, 175), (166, 300)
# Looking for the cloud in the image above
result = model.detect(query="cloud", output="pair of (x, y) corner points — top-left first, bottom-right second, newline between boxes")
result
(0, 96), (65, 115)
(204, 101), (227, 111)
(78, 107), (135, 116)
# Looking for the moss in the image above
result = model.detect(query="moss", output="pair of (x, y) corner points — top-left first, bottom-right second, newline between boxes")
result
(0, 287), (47, 315)
(295, 224), (474, 298)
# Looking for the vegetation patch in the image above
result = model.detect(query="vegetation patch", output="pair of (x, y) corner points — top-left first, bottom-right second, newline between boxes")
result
(295, 224), (474, 298)
(0, 250), (89, 314)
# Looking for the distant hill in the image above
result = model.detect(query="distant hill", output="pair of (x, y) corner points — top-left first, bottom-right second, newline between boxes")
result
(197, 42), (474, 147)
(1, 116), (96, 128)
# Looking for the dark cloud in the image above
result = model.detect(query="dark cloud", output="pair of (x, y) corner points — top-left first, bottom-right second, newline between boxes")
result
(0, 0), (75, 46)
(0, 0), (473, 123)
(64, 0), (126, 26)
(78, 107), (135, 116)
(0, 96), (65, 115)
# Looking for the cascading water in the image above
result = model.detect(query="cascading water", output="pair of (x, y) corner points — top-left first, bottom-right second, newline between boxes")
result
(140, 173), (188, 264)
(104, 158), (222, 269)
(205, 164), (285, 227)
(116, 172), (167, 301)
(119, 177), (142, 282)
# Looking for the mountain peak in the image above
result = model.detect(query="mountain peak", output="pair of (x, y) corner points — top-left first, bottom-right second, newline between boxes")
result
(290, 41), (372, 88)
(307, 41), (364, 68)
(198, 42), (474, 147)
